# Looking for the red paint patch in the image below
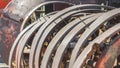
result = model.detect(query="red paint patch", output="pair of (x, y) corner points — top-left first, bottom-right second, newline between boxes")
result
(0, 0), (11, 9)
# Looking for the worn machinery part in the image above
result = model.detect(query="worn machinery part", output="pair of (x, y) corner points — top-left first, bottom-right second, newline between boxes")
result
(9, 4), (116, 68)
(16, 20), (44, 68)
(34, 4), (114, 68)
(0, 0), (72, 64)
(9, 12), (53, 68)
(40, 14), (99, 68)
(9, 22), (37, 68)
(9, 11), (57, 68)
(69, 8), (120, 68)
(20, 1), (74, 31)
(17, 8), (101, 68)
(16, 7), (87, 67)
(71, 8), (120, 68)
(28, 11), (92, 68)
(95, 36), (120, 68)
(14, 16), (50, 68)
(42, 13), (101, 68)
(0, 14), (21, 64)
(72, 23), (120, 68)
(34, 14), (95, 68)
(21, 3), (114, 32)
(34, 10), (103, 68)
(29, 13), (94, 67)
(18, 7), (103, 67)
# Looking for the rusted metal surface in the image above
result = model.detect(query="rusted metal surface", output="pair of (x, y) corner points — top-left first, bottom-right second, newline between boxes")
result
(28, 11), (59, 68)
(4, 0), (43, 18)
(72, 23), (120, 68)
(51, 13), (101, 68)
(41, 14), (99, 68)
(95, 37), (120, 68)
(3, 1), (120, 68)
(0, 0), (120, 68)
(0, 1), (72, 65)
(9, 22), (37, 68)
(9, 13), (53, 68)
(70, 8), (120, 68)
(30, 12), (94, 68)
(15, 2), (73, 68)
(18, 9), (97, 68)
(34, 4), (114, 68)
(34, 9), (102, 68)
(0, 15), (20, 64)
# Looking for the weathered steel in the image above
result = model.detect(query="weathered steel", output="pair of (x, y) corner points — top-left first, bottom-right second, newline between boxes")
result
(29, 12), (92, 68)
(4, 0), (43, 18)
(18, 3), (77, 68)
(0, 14), (20, 64)
(9, 10), (58, 68)
(9, 13), (51, 68)
(16, 16), (50, 68)
(51, 14), (102, 68)
(9, 1), (72, 67)
(95, 37), (120, 68)
(9, 22), (37, 68)
(34, 4), (114, 68)
(28, 11), (59, 68)
(0, 0), (73, 64)
(41, 14), (99, 68)
(18, 8), (100, 68)
(20, 1), (73, 31)
(4, 0), (100, 18)
(72, 23), (120, 68)
(5, 2), (120, 68)
(71, 8), (120, 68)
(35, 10), (101, 68)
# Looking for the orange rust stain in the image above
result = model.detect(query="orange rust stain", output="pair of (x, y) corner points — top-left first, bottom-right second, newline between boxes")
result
(95, 54), (111, 68)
